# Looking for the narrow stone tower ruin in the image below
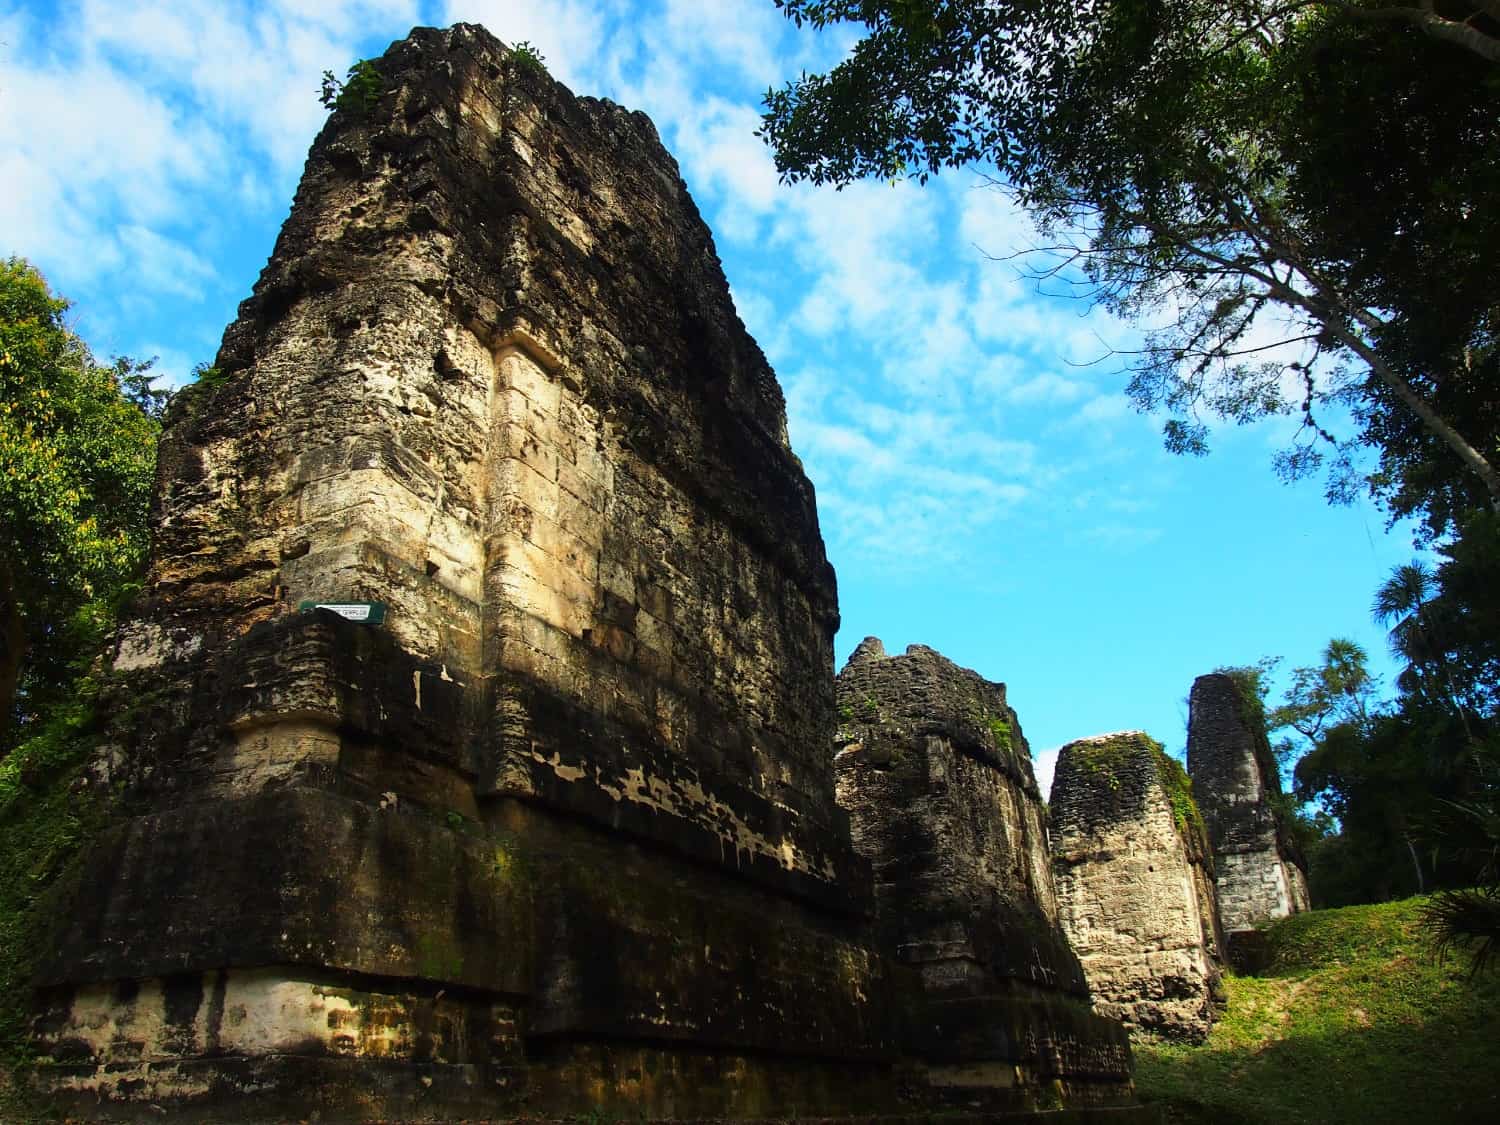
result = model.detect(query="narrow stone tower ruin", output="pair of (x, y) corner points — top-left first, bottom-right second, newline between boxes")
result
(833, 640), (1132, 1105)
(1050, 732), (1226, 1042)
(29, 24), (1151, 1122)
(1187, 672), (1311, 937)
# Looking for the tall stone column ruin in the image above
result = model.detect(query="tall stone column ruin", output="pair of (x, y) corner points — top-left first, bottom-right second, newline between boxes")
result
(28, 23), (1150, 1122)
(833, 640), (1132, 1106)
(1187, 672), (1312, 939)
(1050, 732), (1226, 1043)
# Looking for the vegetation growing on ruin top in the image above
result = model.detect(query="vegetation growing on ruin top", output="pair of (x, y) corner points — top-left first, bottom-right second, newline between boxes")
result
(319, 58), (384, 115)
(986, 713), (1013, 754)
(1152, 744), (1209, 852)
(1213, 664), (1285, 796)
(1068, 734), (1137, 793)
(510, 41), (548, 73)
(1065, 733), (1208, 845)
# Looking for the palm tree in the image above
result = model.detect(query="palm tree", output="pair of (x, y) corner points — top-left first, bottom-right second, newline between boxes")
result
(1372, 562), (1474, 733)
(1372, 563), (1436, 678)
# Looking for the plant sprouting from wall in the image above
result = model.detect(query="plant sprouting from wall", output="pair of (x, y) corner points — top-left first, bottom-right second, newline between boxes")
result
(320, 59), (384, 115)
(511, 41), (547, 73)
(987, 713), (1013, 753)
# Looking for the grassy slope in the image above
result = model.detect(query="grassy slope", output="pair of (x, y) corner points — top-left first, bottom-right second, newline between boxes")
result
(1134, 896), (1500, 1125)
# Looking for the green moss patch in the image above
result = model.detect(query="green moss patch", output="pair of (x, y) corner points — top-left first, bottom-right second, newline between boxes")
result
(1151, 746), (1209, 849)
(1070, 736), (1138, 792)
(987, 714), (1013, 753)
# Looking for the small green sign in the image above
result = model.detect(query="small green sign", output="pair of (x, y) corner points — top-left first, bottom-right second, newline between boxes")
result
(298, 600), (388, 625)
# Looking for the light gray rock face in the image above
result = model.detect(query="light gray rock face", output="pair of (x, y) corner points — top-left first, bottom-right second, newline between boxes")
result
(1187, 673), (1312, 934)
(833, 641), (1134, 1106)
(1050, 732), (1226, 1043)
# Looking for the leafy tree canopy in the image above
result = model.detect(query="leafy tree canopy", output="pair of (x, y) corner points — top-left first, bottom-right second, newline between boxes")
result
(0, 259), (161, 750)
(1269, 519), (1500, 904)
(762, 1), (1500, 530)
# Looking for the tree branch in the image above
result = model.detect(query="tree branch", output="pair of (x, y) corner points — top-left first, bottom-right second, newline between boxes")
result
(1325, 1), (1500, 64)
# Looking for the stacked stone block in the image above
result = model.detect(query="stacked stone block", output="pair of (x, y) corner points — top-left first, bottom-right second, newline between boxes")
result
(1187, 673), (1312, 936)
(834, 639), (1133, 1108)
(32, 25), (885, 1119)
(1050, 732), (1226, 1042)
(28, 24), (1155, 1123)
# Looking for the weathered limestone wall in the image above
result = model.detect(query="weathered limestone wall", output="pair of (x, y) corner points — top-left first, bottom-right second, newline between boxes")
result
(1050, 732), (1226, 1043)
(1187, 673), (1312, 934)
(30, 24), (1153, 1123)
(32, 25), (888, 1120)
(833, 640), (1133, 1106)
(105, 20), (848, 900)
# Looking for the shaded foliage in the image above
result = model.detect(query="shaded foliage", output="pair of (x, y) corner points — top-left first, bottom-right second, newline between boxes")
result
(0, 259), (160, 753)
(1282, 518), (1500, 908)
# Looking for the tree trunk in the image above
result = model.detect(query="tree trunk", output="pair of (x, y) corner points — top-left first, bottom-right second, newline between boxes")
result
(0, 558), (25, 756)
(1405, 834), (1427, 896)
(1332, 3), (1500, 65)
(1333, 322), (1500, 512)
(1266, 273), (1500, 513)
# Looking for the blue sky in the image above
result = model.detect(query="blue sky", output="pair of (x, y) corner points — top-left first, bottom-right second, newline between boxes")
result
(1, 0), (1420, 794)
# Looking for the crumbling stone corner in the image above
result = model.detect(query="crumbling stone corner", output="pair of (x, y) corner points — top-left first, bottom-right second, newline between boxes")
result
(1187, 672), (1312, 944)
(1050, 731), (1226, 1043)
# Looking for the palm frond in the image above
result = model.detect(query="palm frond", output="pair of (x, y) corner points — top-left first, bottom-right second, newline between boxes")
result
(1420, 886), (1500, 976)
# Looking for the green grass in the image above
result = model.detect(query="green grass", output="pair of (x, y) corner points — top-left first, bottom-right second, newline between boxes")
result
(1134, 896), (1500, 1125)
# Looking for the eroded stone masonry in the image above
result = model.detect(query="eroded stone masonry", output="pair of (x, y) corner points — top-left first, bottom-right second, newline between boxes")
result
(833, 639), (1132, 1106)
(30, 24), (1149, 1122)
(1187, 673), (1311, 940)
(1050, 732), (1226, 1043)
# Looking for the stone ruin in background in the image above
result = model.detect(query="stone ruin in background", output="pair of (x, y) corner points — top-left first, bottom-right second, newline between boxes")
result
(1049, 732), (1227, 1043)
(833, 639), (1131, 1107)
(28, 24), (1154, 1122)
(1187, 672), (1311, 959)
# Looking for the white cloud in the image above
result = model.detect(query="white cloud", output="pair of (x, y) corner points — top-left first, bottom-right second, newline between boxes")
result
(441, 0), (617, 91)
(664, 98), (782, 225)
(1, 0), (432, 357)
(1076, 393), (1132, 426)
(117, 226), (217, 301)
(660, 0), (781, 85)
(1, 0), (1181, 576)
(1033, 746), (1060, 801)
(956, 180), (1039, 260)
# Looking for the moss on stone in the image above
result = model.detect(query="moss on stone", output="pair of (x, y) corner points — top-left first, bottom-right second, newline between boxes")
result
(414, 930), (465, 981)
(1071, 737), (1136, 791)
(987, 714), (1014, 754)
(1150, 744), (1210, 850)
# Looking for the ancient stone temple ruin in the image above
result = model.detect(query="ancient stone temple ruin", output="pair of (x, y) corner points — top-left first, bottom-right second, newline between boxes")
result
(29, 24), (1151, 1121)
(1187, 672), (1311, 940)
(1050, 732), (1226, 1042)
(833, 639), (1131, 1105)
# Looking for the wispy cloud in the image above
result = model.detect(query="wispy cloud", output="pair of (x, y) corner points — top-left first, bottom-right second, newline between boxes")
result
(3, 0), (1170, 569)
